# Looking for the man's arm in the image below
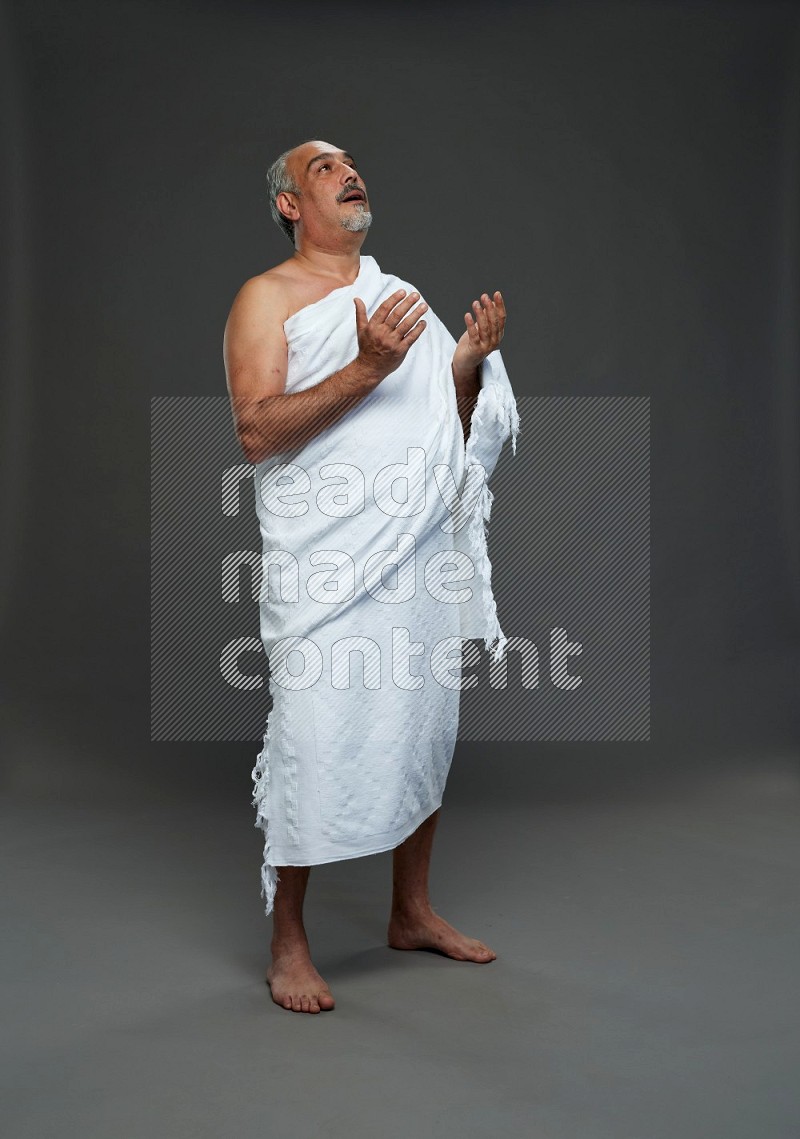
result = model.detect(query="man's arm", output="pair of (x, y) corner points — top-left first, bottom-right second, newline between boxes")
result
(450, 290), (507, 444)
(223, 278), (428, 464)
(224, 277), (372, 464)
(452, 360), (482, 443)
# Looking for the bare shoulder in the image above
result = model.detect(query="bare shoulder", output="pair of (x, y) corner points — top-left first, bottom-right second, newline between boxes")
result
(223, 259), (310, 401)
(226, 262), (296, 329)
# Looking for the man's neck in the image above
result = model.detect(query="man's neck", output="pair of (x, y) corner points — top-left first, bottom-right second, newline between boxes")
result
(292, 244), (365, 284)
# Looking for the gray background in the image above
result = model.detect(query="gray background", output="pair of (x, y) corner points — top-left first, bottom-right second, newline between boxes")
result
(2, 1), (799, 1137)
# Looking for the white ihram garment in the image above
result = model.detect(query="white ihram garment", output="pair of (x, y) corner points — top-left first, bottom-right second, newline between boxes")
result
(251, 254), (519, 914)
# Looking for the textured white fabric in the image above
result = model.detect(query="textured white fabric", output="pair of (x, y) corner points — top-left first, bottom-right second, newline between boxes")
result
(251, 254), (519, 914)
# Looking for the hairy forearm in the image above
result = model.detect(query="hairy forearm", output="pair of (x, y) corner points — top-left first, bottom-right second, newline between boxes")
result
(452, 359), (482, 443)
(238, 357), (379, 464)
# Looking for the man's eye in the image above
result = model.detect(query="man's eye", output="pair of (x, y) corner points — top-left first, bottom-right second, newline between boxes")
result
(319, 163), (330, 171)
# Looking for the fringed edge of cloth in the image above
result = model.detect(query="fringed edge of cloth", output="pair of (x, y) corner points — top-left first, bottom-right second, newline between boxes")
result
(250, 676), (280, 916)
(464, 377), (521, 664)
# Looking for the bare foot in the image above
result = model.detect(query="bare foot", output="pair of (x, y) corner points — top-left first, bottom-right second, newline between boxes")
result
(387, 908), (497, 963)
(266, 946), (335, 1012)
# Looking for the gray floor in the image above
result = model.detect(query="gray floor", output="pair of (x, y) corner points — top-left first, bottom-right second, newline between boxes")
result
(2, 699), (799, 1138)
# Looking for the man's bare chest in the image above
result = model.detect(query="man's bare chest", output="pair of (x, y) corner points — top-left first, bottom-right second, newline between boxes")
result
(281, 274), (360, 325)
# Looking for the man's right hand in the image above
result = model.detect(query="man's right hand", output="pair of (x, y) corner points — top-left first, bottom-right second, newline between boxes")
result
(353, 289), (428, 385)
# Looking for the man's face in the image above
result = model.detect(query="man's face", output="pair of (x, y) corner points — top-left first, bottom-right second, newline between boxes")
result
(282, 140), (372, 239)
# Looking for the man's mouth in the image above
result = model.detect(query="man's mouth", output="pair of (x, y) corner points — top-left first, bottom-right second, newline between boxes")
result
(341, 190), (366, 203)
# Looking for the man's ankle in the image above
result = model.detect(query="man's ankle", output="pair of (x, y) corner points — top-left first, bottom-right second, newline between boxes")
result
(270, 930), (310, 956)
(390, 899), (434, 923)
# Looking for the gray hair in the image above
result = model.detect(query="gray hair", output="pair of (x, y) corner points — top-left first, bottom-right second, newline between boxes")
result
(266, 142), (312, 246)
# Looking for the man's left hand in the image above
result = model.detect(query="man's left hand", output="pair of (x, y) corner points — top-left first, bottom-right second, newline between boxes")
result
(452, 291), (506, 380)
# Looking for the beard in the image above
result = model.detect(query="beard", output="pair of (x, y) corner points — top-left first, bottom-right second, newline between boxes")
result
(339, 203), (373, 232)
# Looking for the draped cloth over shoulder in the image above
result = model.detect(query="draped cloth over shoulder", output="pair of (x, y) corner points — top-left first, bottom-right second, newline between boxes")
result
(250, 255), (520, 914)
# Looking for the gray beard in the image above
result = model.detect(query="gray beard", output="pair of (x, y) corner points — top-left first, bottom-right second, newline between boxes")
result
(339, 203), (373, 232)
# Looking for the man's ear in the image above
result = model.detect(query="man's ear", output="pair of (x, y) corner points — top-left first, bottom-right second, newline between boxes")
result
(276, 190), (299, 222)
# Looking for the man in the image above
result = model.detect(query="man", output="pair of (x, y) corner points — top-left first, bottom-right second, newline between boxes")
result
(223, 139), (519, 1014)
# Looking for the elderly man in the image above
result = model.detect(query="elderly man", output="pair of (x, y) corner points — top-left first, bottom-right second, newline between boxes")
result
(223, 139), (518, 1013)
